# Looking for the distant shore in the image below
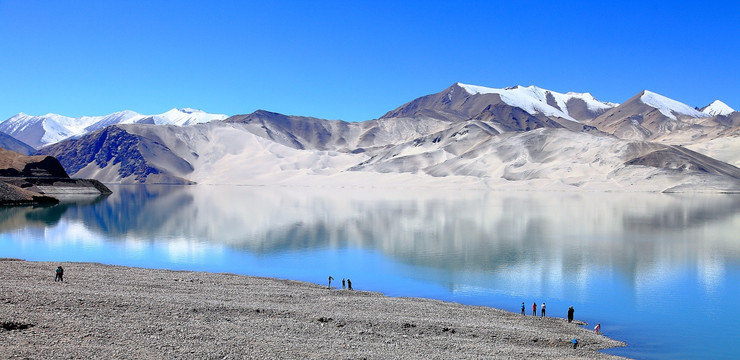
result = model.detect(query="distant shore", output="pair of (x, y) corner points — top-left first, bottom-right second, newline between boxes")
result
(0, 259), (627, 359)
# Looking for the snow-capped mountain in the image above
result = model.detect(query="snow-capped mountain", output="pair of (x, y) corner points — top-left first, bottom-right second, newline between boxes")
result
(587, 90), (733, 141)
(0, 113), (81, 148)
(700, 100), (736, 116)
(0, 108), (227, 149)
(639, 90), (710, 120)
(457, 83), (617, 122)
(143, 108), (228, 126)
(13, 82), (740, 192)
(382, 83), (616, 123)
(83, 110), (147, 133)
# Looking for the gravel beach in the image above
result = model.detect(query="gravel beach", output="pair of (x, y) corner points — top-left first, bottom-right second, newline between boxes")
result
(0, 259), (627, 359)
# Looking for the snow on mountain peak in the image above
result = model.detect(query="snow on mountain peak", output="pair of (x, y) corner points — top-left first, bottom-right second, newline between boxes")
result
(152, 108), (228, 126)
(0, 108), (228, 148)
(456, 83), (615, 121)
(640, 90), (709, 120)
(701, 100), (735, 116)
(115, 110), (142, 117)
(161, 108), (186, 117)
(7, 113), (31, 122)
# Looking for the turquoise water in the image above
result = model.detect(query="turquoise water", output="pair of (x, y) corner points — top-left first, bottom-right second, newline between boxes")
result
(1, 185), (739, 359)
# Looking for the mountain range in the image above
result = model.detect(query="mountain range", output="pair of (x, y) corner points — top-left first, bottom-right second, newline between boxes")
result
(2, 83), (739, 192)
(0, 108), (227, 149)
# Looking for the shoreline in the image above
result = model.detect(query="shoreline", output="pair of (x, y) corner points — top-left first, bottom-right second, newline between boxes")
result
(1, 259), (627, 359)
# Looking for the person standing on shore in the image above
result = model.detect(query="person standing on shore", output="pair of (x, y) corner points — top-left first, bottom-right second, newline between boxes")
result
(55, 266), (64, 282)
(342, 278), (346, 289)
(521, 302), (525, 315)
(567, 306), (574, 323)
(541, 302), (546, 317)
(594, 323), (601, 334)
(328, 276), (334, 288)
(347, 278), (353, 290)
(532, 302), (537, 316)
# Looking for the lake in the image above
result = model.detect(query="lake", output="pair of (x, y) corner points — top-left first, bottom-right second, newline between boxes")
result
(1, 184), (739, 359)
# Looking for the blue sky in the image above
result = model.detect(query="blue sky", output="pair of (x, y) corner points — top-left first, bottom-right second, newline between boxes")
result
(1, 0), (738, 121)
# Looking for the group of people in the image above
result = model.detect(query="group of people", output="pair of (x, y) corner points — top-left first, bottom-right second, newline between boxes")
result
(521, 301), (547, 317)
(328, 276), (352, 290)
(520, 301), (603, 342)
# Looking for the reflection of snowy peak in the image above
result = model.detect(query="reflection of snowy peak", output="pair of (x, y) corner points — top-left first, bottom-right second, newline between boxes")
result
(639, 90), (710, 120)
(0, 108), (227, 149)
(700, 100), (735, 116)
(458, 83), (616, 122)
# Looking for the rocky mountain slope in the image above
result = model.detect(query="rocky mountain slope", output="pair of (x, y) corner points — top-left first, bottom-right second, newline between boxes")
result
(381, 83), (615, 123)
(585, 91), (739, 168)
(0, 132), (35, 155)
(22, 83), (740, 192)
(589, 91), (709, 140)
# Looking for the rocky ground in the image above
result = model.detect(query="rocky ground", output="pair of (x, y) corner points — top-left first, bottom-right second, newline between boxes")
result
(0, 259), (627, 359)
(0, 181), (58, 205)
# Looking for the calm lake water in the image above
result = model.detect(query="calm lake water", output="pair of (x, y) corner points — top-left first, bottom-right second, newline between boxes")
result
(2, 184), (739, 359)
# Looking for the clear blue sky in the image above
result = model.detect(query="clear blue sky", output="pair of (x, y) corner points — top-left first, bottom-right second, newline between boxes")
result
(1, 0), (738, 121)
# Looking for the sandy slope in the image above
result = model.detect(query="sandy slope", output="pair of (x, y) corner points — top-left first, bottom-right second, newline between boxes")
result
(686, 135), (740, 167)
(0, 259), (626, 359)
(63, 120), (740, 192)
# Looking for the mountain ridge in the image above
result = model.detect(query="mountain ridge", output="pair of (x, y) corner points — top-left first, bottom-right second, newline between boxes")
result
(3, 83), (736, 150)
(700, 100), (735, 116)
(0, 108), (227, 149)
(5, 82), (739, 192)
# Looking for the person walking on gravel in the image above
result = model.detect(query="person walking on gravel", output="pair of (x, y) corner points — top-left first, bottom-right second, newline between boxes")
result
(55, 266), (64, 282)
(521, 302), (525, 315)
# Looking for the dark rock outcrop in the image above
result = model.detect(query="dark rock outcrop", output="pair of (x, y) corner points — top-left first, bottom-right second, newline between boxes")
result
(0, 181), (59, 205)
(0, 153), (68, 178)
(0, 147), (111, 205)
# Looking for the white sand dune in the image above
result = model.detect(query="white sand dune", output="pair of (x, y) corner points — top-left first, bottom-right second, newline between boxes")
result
(68, 121), (740, 193)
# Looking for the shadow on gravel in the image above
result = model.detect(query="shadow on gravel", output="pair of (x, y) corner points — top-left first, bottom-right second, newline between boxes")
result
(1, 321), (34, 331)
